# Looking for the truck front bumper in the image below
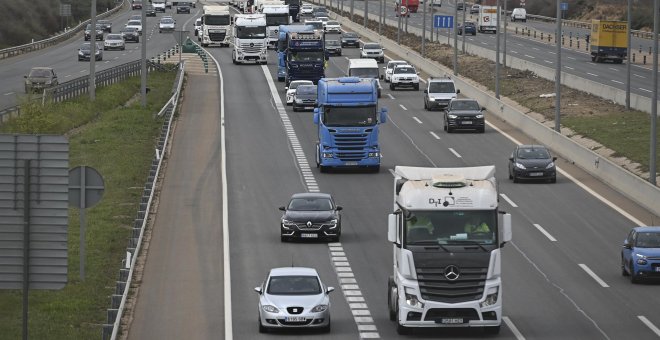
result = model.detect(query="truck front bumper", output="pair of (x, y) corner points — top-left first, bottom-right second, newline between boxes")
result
(319, 153), (381, 168)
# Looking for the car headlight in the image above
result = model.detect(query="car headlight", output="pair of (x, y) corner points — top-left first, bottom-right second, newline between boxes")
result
(262, 305), (280, 313)
(515, 162), (526, 170)
(404, 287), (424, 309)
(428, 97), (436, 101)
(545, 162), (555, 169)
(311, 305), (328, 313)
(295, 98), (303, 103)
(281, 219), (296, 228)
(78, 51), (84, 55)
(480, 287), (499, 307)
(475, 114), (484, 119)
(447, 114), (458, 119)
(636, 253), (648, 265)
(326, 219), (338, 229)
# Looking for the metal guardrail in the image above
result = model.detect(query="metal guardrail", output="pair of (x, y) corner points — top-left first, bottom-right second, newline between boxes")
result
(0, 0), (126, 60)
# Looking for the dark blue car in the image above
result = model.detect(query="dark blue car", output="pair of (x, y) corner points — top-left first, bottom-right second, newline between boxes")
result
(622, 226), (660, 283)
(458, 21), (477, 36)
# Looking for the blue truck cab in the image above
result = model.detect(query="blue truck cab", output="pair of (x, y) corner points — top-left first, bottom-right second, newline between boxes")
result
(277, 24), (314, 82)
(284, 30), (326, 86)
(314, 77), (388, 172)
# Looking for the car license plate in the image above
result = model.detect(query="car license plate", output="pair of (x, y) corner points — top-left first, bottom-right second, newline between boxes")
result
(529, 172), (544, 177)
(345, 161), (358, 166)
(285, 316), (306, 322)
(440, 318), (463, 324)
(305, 107), (313, 110)
(461, 121), (473, 124)
(654, 267), (660, 272)
(301, 233), (318, 238)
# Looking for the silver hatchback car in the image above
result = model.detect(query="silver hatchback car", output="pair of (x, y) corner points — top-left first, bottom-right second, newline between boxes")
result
(255, 267), (334, 333)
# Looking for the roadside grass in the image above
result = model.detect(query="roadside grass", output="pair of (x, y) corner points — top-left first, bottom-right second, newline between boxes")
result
(0, 70), (176, 339)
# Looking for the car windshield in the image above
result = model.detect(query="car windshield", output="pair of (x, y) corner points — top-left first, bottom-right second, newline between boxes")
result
(268, 275), (322, 295)
(428, 82), (455, 93)
(349, 67), (378, 78)
(517, 148), (551, 159)
(29, 69), (51, 77)
(465, 22), (476, 27)
(363, 43), (381, 50)
(161, 18), (174, 24)
(323, 105), (378, 127)
(326, 40), (339, 46)
(80, 44), (91, 51)
(123, 27), (137, 32)
(394, 67), (415, 74)
(403, 210), (498, 247)
(388, 62), (407, 70)
(236, 26), (266, 38)
(106, 34), (123, 40)
(636, 232), (660, 248)
(128, 21), (141, 26)
(86, 24), (103, 30)
(305, 21), (323, 29)
(289, 51), (324, 61)
(288, 197), (333, 211)
(450, 100), (480, 110)
(296, 85), (317, 95)
(327, 21), (339, 26)
(343, 32), (357, 38)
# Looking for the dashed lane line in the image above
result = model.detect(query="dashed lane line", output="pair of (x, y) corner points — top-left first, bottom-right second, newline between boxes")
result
(503, 317), (526, 340)
(637, 316), (660, 337)
(499, 194), (518, 208)
(532, 224), (557, 242)
(429, 131), (441, 139)
(578, 263), (610, 288)
(448, 147), (462, 158)
(412, 116), (422, 124)
(387, 94), (395, 99)
(399, 104), (408, 111)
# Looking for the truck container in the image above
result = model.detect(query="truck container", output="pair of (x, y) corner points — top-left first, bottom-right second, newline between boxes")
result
(477, 5), (497, 33)
(590, 20), (628, 63)
(395, 0), (418, 15)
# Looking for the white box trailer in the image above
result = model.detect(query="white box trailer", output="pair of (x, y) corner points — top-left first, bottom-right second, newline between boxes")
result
(478, 6), (497, 33)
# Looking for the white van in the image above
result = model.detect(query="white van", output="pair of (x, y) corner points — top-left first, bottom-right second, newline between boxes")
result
(347, 58), (383, 98)
(511, 8), (527, 22)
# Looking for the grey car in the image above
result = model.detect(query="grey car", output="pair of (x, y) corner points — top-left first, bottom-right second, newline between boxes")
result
(443, 99), (485, 133)
(24, 67), (58, 93)
(279, 192), (342, 242)
(324, 39), (342, 56)
(78, 42), (103, 61)
(340, 32), (359, 47)
(292, 85), (317, 112)
(255, 267), (334, 333)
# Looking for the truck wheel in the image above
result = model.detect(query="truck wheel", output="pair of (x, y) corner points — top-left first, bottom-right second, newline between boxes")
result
(388, 277), (396, 321)
(371, 165), (380, 173)
(484, 326), (501, 335)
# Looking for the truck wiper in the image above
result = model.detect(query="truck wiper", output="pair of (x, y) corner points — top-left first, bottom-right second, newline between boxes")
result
(447, 240), (489, 252)
(407, 240), (450, 252)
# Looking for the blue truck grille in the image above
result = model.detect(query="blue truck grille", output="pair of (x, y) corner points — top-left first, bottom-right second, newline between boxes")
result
(331, 131), (368, 161)
(416, 266), (487, 303)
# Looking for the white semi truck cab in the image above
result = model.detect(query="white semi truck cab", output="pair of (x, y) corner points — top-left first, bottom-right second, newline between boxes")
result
(262, 4), (290, 48)
(387, 166), (512, 335)
(201, 5), (232, 47)
(232, 13), (268, 64)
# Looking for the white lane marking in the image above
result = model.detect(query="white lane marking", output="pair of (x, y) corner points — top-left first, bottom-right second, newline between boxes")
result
(532, 47), (539, 51)
(567, 56), (576, 60)
(80, 70), (86, 73)
(639, 88), (653, 93)
(262, 65), (380, 339)
(503, 316), (526, 340)
(499, 194), (518, 208)
(481, 41), (488, 45)
(609, 67), (619, 72)
(516, 43), (523, 46)
(65, 74), (72, 78)
(204, 46), (233, 340)
(524, 54), (535, 59)
(510, 50), (519, 54)
(486, 121), (645, 226)
(634, 74), (645, 79)
(564, 66), (574, 70)
(4, 92), (14, 96)
(587, 62), (596, 65)
(429, 131), (441, 140)
(532, 223), (557, 242)
(611, 80), (623, 84)
(578, 264), (610, 288)
(399, 104), (408, 111)
(544, 60), (553, 64)
(548, 51), (556, 55)
(387, 93), (395, 99)
(638, 316), (660, 337)
(448, 147), (462, 158)
(412, 116), (422, 124)
(587, 72), (599, 77)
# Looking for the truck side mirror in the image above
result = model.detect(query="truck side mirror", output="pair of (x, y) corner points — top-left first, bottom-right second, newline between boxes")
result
(501, 213), (512, 247)
(380, 74), (383, 80)
(388, 214), (398, 244)
(313, 110), (320, 124)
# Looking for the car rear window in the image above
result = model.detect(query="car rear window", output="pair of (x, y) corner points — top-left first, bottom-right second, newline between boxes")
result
(363, 43), (381, 49)
(450, 100), (480, 110)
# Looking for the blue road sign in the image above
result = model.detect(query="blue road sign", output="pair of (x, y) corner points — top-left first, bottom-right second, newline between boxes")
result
(560, 2), (568, 11)
(433, 15), (454, 29)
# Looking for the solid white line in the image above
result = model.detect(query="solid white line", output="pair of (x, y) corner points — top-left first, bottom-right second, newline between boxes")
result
(399, 104), (408, 111)
(587, 72), (599, 77)
(499, 194), (518, 208)
(486, 121), (645, 226)
(412, 116), (422, 124)
(524, 54), (535, 59)
(448, 147), (462, 158)
(578, 263), (610, 288)
(634, 74), (645, 79)
(638, 316), (660, 337)
(564, 66), (574, 70)
(533, 224), (557, 242)
(65, 74), (71, 78)
(611, 80), (623, 84)
(387, 93), (395, 99)
(503, 316), (526, 340)
(429, 131), (441, 139)
(639, 88), (653, 93)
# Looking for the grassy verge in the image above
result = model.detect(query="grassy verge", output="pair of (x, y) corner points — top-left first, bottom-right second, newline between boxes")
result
(0, 69), (176, 339)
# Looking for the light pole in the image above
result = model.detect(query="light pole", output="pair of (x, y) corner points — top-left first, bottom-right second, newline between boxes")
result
(554, 0), (562, 132)
(141, 0), (147, 107)
(364, 0), (369, 27)
(650, 0), (658, 185)
(626, 0), (631, 110)
(453, 0), (458, 75)
(89, 0), (97, 101)
(495, 0), (500, 98)
(462, 0), (466, 53)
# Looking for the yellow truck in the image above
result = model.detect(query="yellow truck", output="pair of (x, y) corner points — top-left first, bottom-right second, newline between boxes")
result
(590, 20), (628, 64)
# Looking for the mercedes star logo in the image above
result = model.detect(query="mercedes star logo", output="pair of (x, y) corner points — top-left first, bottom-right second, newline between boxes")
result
(307, 221), (312, 228)
(444, 265), (460, 281)
(249, 43), (254, 47)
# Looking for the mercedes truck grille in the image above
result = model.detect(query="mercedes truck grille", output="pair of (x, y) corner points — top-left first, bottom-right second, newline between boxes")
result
(416, 266), (488, 303)
(240, 42), (264, 53)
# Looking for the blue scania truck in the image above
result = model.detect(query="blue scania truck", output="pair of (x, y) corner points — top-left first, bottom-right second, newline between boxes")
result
(277, 24), (314, 82)
(282, 30), (326, 86)
(314, 77), (388, 173)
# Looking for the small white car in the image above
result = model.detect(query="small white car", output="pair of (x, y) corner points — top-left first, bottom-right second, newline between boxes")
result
(389, 64), (420, 90)
(301, 4), (313, 15)
(103, 33), (126, 50)
(159, 17), (176, 33)
(317, 16), (330, 27)
(125, 20), (143, 35)
(360, 42), (385, 63)
(194, 18), (202, 40)
(152, 0), (166, 12)
(286, 80), (314, 105)
(383, 60), (408, 82)
(324, 21), (341, 33)
(511, 8), (527, 22)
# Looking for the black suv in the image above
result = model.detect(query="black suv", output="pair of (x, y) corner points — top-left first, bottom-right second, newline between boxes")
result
(341, 32), (359, 47)
(279, 193), (342, 242)
(176, 2), (191, 13)
(97, 20), (112, 33)
(443, 99), (485, 133)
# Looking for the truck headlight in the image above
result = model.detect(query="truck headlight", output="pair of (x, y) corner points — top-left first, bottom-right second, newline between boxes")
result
(515, 162), (526, 170)
(262, 305), (280, 313)
(480, 287), (499, 307)
(322, 152), (333, 158)
(368, 152), (379, 157)
(404, 287), (424, 309)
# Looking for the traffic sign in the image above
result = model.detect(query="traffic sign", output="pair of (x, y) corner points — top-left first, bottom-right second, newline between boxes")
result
(433, 15), (454, 29)
(400, 5), (408, 15)
(561, 2), (568, 11)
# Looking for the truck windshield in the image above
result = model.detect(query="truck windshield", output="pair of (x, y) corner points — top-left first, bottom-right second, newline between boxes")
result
(266, 14), (289, 26)
(236, 26), (266, 38)
(403, 210), (497, 247)
(285, 0), (301, 5)
(349, 67), (379, 79)
(205, 15), (230, 25)
(323, 106), (378, 127)
(289, 51), (324, 61)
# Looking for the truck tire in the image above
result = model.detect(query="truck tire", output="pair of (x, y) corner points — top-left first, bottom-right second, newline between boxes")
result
(484, 326), (501, 335)
(388, 277), (397, 321)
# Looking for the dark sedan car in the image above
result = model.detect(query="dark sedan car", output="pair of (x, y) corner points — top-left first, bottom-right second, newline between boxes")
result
(176, 2), (191, 13)
(97, 20), (112, 33)
(120, 27), (140, 42)
(325, 39), (342, 56)
(508, 145), (557, 183)
(341, 32), (359, 47)
(279, 193), (342, 242)
(146, 5), (157, 16)
(443, 99), (485, 133)
(458, 21), (476, 36)
(78, 42), (103, 61)
(292, 85), (317, 112)
(84, 24), (104, 41)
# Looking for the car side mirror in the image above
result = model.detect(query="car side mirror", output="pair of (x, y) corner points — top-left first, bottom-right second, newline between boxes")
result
(379, 75), (384, 80)
(278, 206), (286, 211)
(552, 157), (557, 161)
(254, 287), (262, 294)
(456, 89), (460, 94)
(481, 107), (486, 111)
(24, 75), (27, 78)
(508, 157), (514, 161)
(423, 89), (428, 93)
(326, 287), (335, 294)
(623, 243), (632, 249)
(284, 87), (288, 90)
(336, 206), (343, 211)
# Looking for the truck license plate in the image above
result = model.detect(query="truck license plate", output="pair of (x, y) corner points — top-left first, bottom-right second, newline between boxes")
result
(301, 233), (318, 238)
(440, 318), (463, 324)
(345, 161), (358, 166)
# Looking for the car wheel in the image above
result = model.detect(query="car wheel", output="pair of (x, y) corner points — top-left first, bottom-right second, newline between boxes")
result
(396, 322), (409, 335)
(414, 84), (419, 91)
(321, 316), (331, 333)
(292, 106), (298, 112)
(508, 169), (513, 180)
(473, 32), (476, 36)
(484, 326), (501, 335)
(550, 176), (557, 183)
(479, 127), (485, 133)
(630, 261), (640, 283)
(389, 83), (395, 90)
(281, 235), (288, 242)
(513, 173), (519, 183)
(622, 256), (629, 276)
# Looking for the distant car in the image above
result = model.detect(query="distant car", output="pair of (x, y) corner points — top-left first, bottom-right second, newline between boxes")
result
(622, 226), (660, 283)
(129, 14), (142, 21)
(304, 20), (324, 31)
(340, 32), (359, 47)
(152, 0), (166, 12)
(78, 42), (103, 61)
(301, 4), (313, 15)
(324, 39), (342, 56)
(132, 0), (143, 10)
(24, 67), (58, 93)
(511, 8), (527, 22)
(312, 7), (328, 17)
(194, 18), (202, 38)
(97, 20), (112, 33)
(424, 76), (459, 110)
(508, 145), (557, 183)
(159, 17), (176, 33)
(324, 20), (341, 33)
(383, 60), (408, 82)
(84, 24), (104, 41)
(360, 42), (384, 63)
(255, 267), (334, 333)
(121, 27), (140, 42)
(293, 85), (318, 112)
(146, 5), (157, 16)
(443, 98), (485, 133)
(286, 80), (314, 105)
(125, 20), (143, 35)
(456, 2), (464, 10)
(389, 64), (420, 91)
(279, 192), (342, 242)
(103, 33), (126, 50)
(458, 21), (477, 35)
(176, 2), (191, 13)
(470, 4), (480, 14)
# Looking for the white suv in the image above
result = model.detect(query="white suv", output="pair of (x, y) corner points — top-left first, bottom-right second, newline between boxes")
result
(360, 42), (385, 63)
(383, 60), (408, 82)
(390, 65), (420, 90)
(423, 77), (460, 110)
